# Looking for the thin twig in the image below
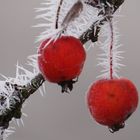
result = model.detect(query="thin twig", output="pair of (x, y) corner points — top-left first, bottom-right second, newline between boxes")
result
(109, 19), (114, 79)
(55, 0), (64, 29)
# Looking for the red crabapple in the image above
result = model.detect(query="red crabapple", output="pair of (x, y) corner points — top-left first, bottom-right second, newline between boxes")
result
(38, 36), (86, 93)
(87, 78), (138, 132)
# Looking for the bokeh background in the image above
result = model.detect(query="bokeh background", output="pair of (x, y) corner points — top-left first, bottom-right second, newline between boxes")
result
(0, 0), (140, 140)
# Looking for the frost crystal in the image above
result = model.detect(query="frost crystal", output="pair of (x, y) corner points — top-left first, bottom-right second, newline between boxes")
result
(0, 80), (18, 115)
(0, 127), (15, 140)
(97, 17), (124, 79)
(34, 0), (100, 43)
(0, 57), (39, 115)
(0, 59), (38, 139)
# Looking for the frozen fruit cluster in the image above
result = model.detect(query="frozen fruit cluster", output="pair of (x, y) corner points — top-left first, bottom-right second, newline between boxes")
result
(38, 35), (138, 132)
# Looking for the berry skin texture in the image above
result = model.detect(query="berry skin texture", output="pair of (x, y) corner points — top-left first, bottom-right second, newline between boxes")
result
(87, 78), (139, 132)
(38, 36), (86, 92)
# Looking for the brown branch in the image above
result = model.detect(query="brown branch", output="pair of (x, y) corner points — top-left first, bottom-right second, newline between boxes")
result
(55, 0), (64, 29)
(61, 0), (83, 28)
(80, 0), (124, 44)
(0, 74), (45, 129)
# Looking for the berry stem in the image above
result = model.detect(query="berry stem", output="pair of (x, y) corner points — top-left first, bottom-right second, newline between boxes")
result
(109, 19), (114, 79)
(55, 0), (64, 29)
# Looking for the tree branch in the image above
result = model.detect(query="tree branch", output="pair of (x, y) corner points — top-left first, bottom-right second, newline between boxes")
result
(80, 0), (124, 44)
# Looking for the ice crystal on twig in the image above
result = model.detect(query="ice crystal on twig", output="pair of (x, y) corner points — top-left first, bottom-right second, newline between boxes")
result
(15, 118), (24, 127)
(0, 58), (39, 122)
(27, 54), (46, 96)
(0, 59), (39, 139)
(0, 127), (15, 140)
(97, 17), (124, 79)
(34, 0), (100, 43)
(0, 79), (19, 115)
(85, 41), (95, 51)
(14, 62), (37, 85)
(0, 42), (44, 139)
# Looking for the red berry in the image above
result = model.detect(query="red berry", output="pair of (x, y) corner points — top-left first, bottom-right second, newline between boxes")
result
(87, 78), (139, 132)
(38, 36), (86, 92)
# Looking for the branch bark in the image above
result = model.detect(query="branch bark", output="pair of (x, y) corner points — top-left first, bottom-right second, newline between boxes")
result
(0, 0), (125, 137)
(80, 0), (124, 44)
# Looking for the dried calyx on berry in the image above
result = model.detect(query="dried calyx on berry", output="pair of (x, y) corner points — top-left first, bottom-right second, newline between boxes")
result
(108, 111), (133, 133)
(108, 122), (125, 133)
(58, 78), (78, 93)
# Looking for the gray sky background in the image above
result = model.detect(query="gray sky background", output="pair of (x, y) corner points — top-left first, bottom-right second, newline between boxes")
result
(0, 0), (140, 140)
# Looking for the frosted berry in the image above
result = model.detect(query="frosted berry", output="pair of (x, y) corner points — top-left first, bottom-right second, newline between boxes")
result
(87, 78), (138, 132)
(38, 36), (86, 93)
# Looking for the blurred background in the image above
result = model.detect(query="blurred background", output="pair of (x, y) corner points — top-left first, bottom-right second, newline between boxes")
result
(0, 0), (140, 140)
